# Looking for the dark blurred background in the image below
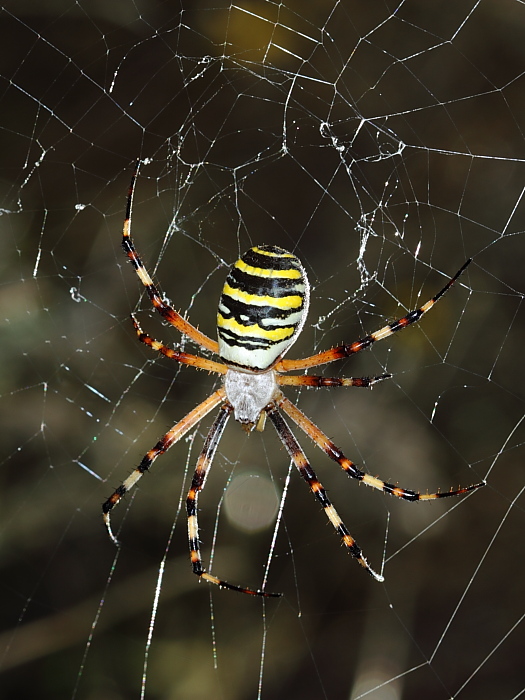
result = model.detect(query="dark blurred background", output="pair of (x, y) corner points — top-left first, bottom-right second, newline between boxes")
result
(1, 1), (524, 698)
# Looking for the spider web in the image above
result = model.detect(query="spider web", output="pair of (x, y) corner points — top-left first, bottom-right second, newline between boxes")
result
(1, 1), (524, 698)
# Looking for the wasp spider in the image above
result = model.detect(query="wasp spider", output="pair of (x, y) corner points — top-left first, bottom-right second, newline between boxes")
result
(103, 164), (485, 597)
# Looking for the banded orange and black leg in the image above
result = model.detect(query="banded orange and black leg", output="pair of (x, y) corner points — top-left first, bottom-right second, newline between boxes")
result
(267, 405), (384, 582)
(122, 162), (219, 354)
(277, 373), (391, 388)
(130, 314), (227, 375)
(102, 388), (226, 544)
(277, 259), (472, 373)
(279, 396), (485, 501)
(186, 402), (282, 597)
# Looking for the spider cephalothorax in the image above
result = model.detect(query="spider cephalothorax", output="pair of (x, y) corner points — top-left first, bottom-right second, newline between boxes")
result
(103, 163), (485, 597)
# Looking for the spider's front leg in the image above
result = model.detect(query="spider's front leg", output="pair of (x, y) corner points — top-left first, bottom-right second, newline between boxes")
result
(186, 402), (282, 597)
(279, 396), (485, 501)
(102, 389), (226, 544)
(266, 405), (384, 582)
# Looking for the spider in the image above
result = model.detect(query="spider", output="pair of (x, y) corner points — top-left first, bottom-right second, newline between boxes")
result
(103, 163), (485, 597)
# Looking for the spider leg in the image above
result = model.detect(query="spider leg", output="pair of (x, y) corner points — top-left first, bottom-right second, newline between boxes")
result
(279, 396), (485, 500)
(187, 403), (281, 597)
(266, 405), (384, 582)
(102, 388), (226, 544)
(131, 314), (227, 374)
(122, 162), (219, 354)
(277, 373), (391, 388)
(276, 259), (472, 372)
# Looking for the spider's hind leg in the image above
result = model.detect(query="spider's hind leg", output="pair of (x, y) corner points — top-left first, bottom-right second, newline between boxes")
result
(121, 161), (219, 354)
(277, 259), (472, 373)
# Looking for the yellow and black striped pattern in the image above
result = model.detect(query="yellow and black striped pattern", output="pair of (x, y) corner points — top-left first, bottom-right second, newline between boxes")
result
(217, 245), (310, 370)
